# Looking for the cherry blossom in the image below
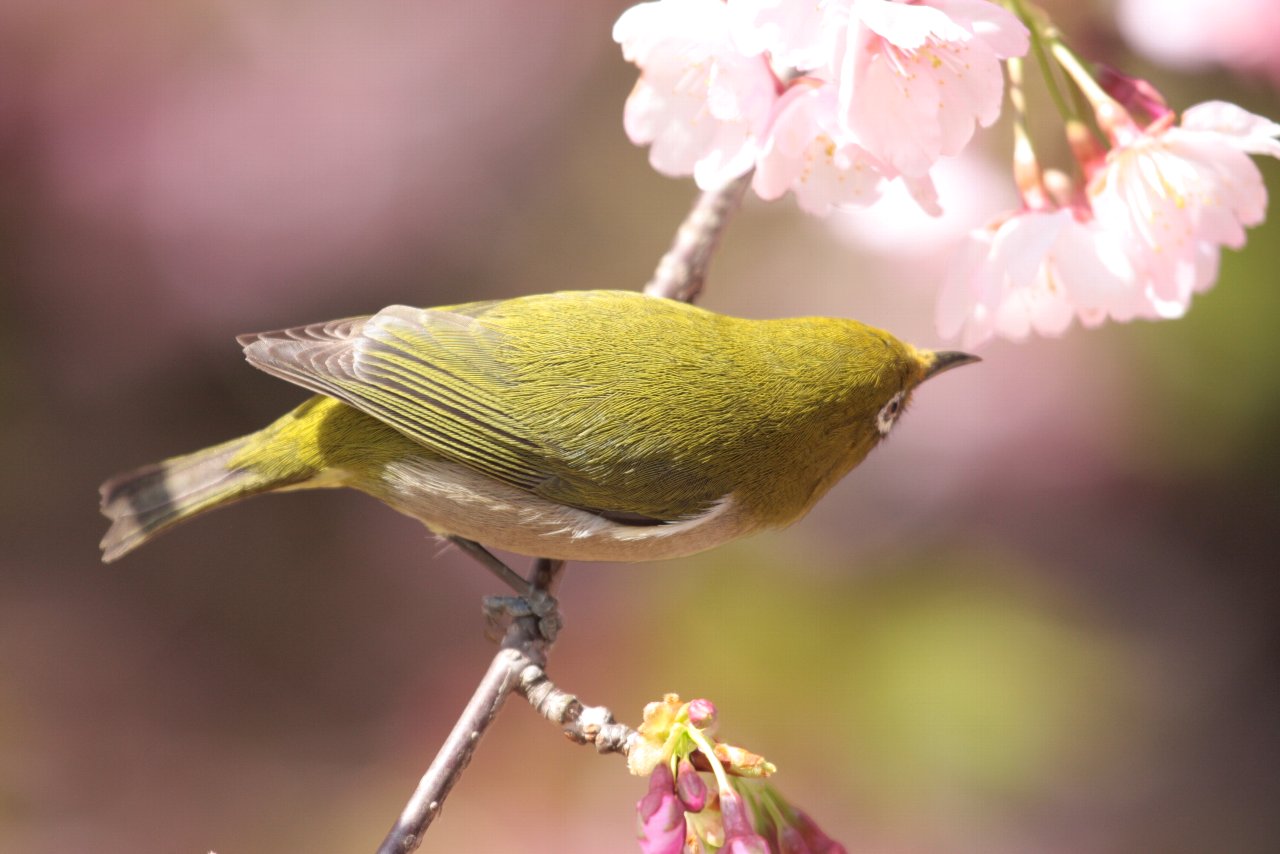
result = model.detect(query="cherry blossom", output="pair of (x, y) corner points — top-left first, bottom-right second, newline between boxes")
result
(614, 0), (779, 190)
(636, 763), (686, 854)
(753, 81), (892, 214)
(939, 99), (1280, 347)
(832, 0), (1029, 176)
(937, 208), (1134, 348)
(617, 1), (1278, 349)
(1088, 101), (1280, 320)
(614, 0), (1027, 212)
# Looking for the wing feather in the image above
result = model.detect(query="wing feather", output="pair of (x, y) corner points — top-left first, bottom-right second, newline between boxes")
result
(239, 304), (565, 496)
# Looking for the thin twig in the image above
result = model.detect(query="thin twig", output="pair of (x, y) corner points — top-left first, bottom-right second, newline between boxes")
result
(374, 646), (528, 854)
(375, 571), (554, 853)
(377, 168), (752, 851)
(644, 171), (754, 305)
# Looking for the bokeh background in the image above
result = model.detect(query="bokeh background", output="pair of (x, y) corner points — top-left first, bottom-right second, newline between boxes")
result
(2, 1), (1278, 852)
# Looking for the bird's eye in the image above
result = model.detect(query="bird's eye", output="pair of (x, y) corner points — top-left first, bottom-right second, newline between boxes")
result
(876, 391), (906, 437)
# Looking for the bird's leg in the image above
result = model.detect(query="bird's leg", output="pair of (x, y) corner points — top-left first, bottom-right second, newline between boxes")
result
(530, 556), (567, 594)
(446, 537), (563, 643)
(446, 535), (530, 593)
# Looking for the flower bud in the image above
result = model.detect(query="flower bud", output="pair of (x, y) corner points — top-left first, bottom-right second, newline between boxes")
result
(719, 787), (770, 854)
(776, 823), (815, 854)
(676, 758), (708, 812)
(1095, 65), (1172, 127)
(791, 807), (847, 854)
(686, 698), (717, 728)
(637, 764), (686, 854)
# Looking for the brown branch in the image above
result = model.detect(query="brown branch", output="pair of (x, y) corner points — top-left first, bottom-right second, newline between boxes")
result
(644, 171), (754, 305)
(517, 664), (638, 756)
(373, 647), (526, 854)
(376, 168), (753, 850)
(374, 559), (562, 854)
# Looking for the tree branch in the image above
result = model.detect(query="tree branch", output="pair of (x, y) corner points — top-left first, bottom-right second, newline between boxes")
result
(374, 646), (527, 854)
(374, 559), (562, 854)
(644, 171), (754, 305)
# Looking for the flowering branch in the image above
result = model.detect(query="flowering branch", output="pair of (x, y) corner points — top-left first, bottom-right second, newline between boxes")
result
(615, 0), (1280, 350)
(378, 2), (1280, 849)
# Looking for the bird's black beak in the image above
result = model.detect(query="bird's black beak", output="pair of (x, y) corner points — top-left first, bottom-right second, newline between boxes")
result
(922, 350), (981, 381)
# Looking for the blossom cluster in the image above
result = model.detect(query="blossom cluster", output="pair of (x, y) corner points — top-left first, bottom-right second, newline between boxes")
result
(615, 0), (1029, 215)
(939, 75), (1280, 347)
(631, 694), (844, 853)
(616, 0), (1280, 348)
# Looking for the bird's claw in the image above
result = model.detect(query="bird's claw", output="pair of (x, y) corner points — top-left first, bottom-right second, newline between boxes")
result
(483, 588), (561, 643)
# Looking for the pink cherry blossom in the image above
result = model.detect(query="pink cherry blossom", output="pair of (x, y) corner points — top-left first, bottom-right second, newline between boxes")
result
(941, 99), (1280, 347)
(615, 0), (780, 190)
(937, 208), (1134, 348)
(1088, 101), (1280, 318)
(833, 0), (1029, 176)
(615, 0), (1025, 211)
(753, 82), (892, 214)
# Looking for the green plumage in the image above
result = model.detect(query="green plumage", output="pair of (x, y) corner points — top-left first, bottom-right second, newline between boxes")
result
(100, 290), (971, 563)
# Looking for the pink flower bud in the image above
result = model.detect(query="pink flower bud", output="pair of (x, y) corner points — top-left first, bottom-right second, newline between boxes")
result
(719, 788), (770, 854)
(792, 807), (847, 854)
(676, 758), (708, 812)
(637, 764), (686, 854)
(777, 824), (815, 854)
(687, 698), (717, 728)
(1095, 65), (1173, 126)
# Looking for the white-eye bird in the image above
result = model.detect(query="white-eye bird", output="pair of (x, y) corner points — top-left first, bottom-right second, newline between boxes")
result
(99, 290), (977, 563)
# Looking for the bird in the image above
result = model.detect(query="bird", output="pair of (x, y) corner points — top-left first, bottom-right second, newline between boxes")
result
(99, 289), (977, 565)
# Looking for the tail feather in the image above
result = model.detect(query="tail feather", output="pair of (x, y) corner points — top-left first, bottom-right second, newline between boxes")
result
(99, 435), (279, 562)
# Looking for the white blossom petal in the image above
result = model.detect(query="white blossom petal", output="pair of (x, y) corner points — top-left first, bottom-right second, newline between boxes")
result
(729, 0), (834, 70)
(615, 0), (779, 187)
(929, 0), (1029, 57)
(1180, 101), (1280, 154)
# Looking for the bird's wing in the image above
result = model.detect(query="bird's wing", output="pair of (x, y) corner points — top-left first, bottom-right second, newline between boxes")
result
(237, 301), (568, 496)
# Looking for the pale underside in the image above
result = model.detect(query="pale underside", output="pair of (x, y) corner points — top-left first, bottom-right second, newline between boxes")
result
(301, 456), (756, 562)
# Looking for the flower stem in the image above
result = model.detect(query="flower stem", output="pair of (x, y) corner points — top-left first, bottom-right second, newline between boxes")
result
(686, 725), (732, 794)
(1049, 40), (1114, 112)
(1049, 39), (1136, 142)
(1003, 0), (1075, 124)
(1006, 57), (1049, 209)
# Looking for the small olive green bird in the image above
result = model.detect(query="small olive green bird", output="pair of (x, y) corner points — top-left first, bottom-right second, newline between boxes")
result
(99, 290), (976, 564)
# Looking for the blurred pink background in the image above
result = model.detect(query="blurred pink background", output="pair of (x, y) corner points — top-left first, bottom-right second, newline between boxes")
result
(2, 1), (1278, 852)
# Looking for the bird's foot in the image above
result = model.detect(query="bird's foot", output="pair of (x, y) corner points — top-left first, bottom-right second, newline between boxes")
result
(483, 589), (562, 644)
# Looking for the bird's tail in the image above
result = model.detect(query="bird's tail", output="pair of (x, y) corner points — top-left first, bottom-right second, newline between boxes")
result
(98, 434), (288, 562)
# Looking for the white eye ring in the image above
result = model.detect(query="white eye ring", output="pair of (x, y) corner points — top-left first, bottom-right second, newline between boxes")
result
(877, 391), (906, 437)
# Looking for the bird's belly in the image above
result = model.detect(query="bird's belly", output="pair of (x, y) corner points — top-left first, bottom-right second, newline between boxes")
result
(353, 456), (759, 562)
